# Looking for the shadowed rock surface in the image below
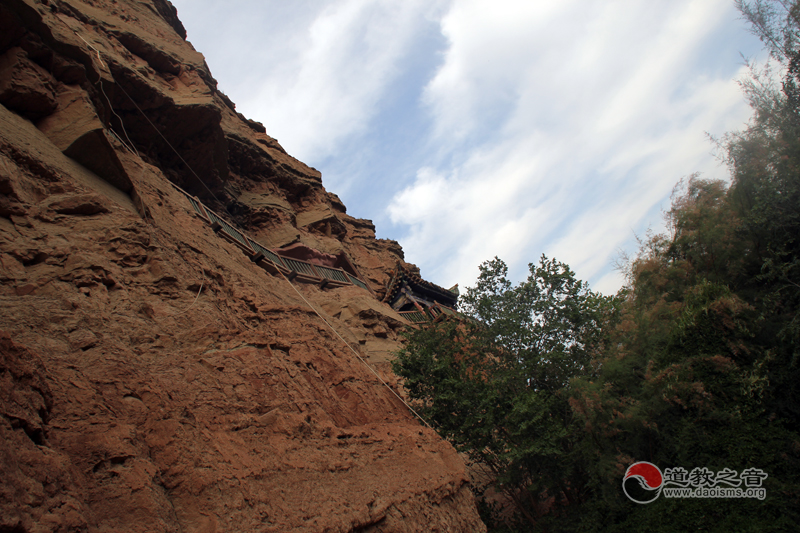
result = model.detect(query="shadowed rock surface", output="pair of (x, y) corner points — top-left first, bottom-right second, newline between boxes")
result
(0, 1), (486, 531)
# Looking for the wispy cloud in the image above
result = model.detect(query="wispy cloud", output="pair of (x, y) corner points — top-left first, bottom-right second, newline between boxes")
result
(389, 0), (759, 293)
(182, 0), (448, 162)
(171, 0), (763, 295)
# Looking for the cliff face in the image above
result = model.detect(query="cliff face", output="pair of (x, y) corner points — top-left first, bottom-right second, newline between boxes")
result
(0, 1), (486, 532)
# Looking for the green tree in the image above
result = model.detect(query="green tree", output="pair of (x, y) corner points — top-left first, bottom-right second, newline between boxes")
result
(393, 256), (616, 530)
(567, 177), (800, 532)
(725, 0), (800, 426)
(394, 4), (800, 530)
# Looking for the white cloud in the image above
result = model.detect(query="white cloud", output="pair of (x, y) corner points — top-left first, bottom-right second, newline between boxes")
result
(389, 0), (758, 294)
(173, 0), (448, 162)
(240, 0), (449, 161)
(170, 0), (763, 296)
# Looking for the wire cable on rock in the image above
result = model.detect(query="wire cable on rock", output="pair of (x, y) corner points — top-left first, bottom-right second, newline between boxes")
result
(278, 270), (434, 430)
(67, 25), (434, 431)
(72, 32), (140, 159)
(65, 21), (226, 209)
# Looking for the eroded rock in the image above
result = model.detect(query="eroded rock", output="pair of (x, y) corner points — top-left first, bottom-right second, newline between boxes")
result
(0, 47), (57, 121)
(0, 0), (486, 531)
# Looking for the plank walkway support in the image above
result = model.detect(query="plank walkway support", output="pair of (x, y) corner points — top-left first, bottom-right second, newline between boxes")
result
(171, 185), (376, 294)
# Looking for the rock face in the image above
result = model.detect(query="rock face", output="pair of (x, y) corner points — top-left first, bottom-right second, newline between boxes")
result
(0, 1), (486, 532)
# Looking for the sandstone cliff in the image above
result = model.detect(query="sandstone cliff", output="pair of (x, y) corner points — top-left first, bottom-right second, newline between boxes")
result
(0, 1), (486, 531)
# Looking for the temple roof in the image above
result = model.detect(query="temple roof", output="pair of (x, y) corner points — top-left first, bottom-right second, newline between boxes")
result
(382, 263), (459, 308)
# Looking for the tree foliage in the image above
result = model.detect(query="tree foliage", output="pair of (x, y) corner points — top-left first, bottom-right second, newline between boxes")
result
(393, 256), (616, 528)
(394, 2), (800, 530)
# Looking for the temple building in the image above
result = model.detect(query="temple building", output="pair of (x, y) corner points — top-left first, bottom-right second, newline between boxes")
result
(382, 263), (459, 323)
(180, 186), (462, 325)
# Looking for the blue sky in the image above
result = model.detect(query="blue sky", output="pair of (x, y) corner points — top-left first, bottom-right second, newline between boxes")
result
(169, 0), (766, 294)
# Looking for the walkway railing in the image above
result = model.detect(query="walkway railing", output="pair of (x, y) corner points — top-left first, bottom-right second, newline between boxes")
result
(398, 310), (430, 324)
(206, 208), (254, 254)
(398, 303), (472, 325)
(175, 186), (470, 326)
(176, 187), (371, 293)
(248, 239), (287, 269)
(346, 273), (369, 291)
